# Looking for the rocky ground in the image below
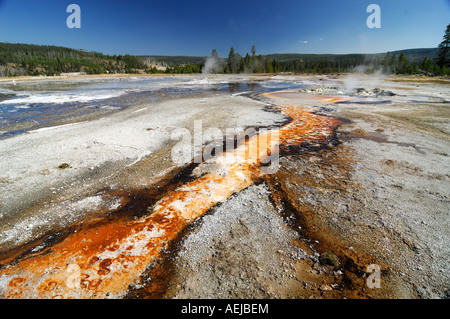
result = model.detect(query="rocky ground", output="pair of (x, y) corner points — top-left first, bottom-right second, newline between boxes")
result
(133, 75), (449, 299)
(0, 74), (448, 299)
(0, 89), (287, 254)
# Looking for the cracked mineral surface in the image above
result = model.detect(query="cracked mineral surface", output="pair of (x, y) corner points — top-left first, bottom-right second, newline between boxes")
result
(0, 74), (448, 299)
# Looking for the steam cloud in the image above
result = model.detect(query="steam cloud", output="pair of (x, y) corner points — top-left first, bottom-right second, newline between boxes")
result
(202, 56), (223, 75)
(342, 64), (387, 94)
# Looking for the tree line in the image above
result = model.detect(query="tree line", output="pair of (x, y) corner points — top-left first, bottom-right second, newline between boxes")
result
(1, 23), (448, 77)
(164, 46), (449, 76)
(0, 43), (147, 76)
(165, 24), (449, 76)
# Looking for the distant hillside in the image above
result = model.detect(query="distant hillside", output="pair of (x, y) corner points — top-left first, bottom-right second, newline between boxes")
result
(141, 48), (439, 67)
(142, 53), (367, 66)
(266, 53), (365, 63)
(378, 48), (439, 63)
(0, 42), (147, 77)
(140, 55), (206, 67)
(267, 48), (438, 63)
(0, 42), (444, 77)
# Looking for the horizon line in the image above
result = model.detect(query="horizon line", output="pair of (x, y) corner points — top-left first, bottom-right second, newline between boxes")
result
(0, 41), (438, 58)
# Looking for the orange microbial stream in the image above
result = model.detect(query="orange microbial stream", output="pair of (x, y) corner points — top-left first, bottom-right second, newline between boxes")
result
(0, 96), (342, 299)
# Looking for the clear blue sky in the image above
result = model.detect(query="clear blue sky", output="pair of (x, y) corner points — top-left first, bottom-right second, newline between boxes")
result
(0, 0), (449, 56)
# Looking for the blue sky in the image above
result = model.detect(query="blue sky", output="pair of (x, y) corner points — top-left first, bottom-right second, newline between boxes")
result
(0, 0), (449, 56)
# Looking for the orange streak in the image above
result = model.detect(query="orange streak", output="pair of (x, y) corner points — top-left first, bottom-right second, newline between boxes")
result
(0, 98), (341, 299)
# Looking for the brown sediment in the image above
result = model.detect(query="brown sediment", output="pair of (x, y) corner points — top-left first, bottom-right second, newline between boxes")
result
(340, 129), (388, 143)
(0, 163), (198, 265)
(0, 137), (268, 298)
(0, 93), (367, 299)
(262, 147), (388, 299)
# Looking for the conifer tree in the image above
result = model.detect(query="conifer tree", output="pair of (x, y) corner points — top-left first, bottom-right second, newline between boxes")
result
(437, 23), (450, 68)
(227, 47), (241, 73)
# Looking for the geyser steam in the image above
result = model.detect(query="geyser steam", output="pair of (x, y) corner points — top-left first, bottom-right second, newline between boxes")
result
(202, 56), (223, 75)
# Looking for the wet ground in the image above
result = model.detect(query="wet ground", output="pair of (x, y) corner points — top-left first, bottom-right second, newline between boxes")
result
(0, 74), (448, 299)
